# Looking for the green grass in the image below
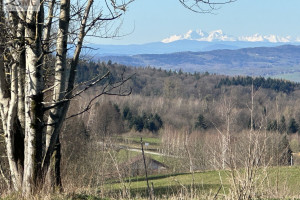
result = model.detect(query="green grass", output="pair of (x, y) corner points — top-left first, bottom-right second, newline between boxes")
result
(105, 170), (229, 198)
(265, 166), (300, 195)
(114, 135), (161, 145)
(113, 135), (165, 164)
(115, 149), (140, 163)
(115, 149), (165, 165)
(104, 166), (300, 198)
(114, 135), (162, 150)
(123, 136), (161, 145)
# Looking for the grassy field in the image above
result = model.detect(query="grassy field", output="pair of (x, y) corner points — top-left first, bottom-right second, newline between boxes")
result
(3, 167), (300, 200)
(104, 170), (226, 198)
(124, 137), (161, 145)
(114, 135), (161, 150)
(115, 149), (166, 164)
(103, 166), (300, 199)
(105, 133), (300, 199)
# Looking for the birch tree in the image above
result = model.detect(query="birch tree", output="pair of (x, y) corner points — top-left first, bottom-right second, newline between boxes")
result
(0, 0), (236, 196)
(0, 0), (133, 195)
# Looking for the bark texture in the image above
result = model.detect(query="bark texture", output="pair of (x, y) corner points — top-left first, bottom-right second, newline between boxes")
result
(0, 0), (131, 196)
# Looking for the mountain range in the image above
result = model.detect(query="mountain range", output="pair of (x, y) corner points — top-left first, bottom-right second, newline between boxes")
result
(97, 45), (300, 82)
(82, 29), (300, 56)
(161, 29), (296, 43)
(78, 30), (300, 82)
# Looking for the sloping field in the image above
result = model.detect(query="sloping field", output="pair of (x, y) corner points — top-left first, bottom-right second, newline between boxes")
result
(105, 166), (300, 199)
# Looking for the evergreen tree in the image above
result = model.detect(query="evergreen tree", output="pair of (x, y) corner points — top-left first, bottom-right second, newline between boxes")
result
(267, 120), (278, 132)
(123, 106), (132, 120)
(288, 118), (299, 134)
(279, 135), (292, 165)
(195, 114), (208, 130)
(279, 116), (287, 134)
(133, 116), (144, 132)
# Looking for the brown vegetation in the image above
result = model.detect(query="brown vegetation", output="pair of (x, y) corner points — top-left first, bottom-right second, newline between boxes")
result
(1, 64), (299, 198)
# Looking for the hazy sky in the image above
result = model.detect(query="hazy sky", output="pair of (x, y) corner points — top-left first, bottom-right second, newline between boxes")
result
(91, 0), (300, 45)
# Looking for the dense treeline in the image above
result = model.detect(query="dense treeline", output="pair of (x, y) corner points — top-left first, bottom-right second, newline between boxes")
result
(75, 60), (300, 135)
(76, 60), (216, 98)
(122, 106), (163, 132)
(217, 76), (299, 94)
(77, 60), (300, 97)
(2, 60), (297, 196)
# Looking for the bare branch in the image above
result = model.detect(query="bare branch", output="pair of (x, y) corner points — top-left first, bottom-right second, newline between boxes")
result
(179, 0), (236, 13)
(65, 74), (133, 120)
(42, 71), (110, 111)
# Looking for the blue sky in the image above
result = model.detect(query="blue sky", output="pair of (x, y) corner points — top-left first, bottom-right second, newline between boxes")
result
(92, 0), (300, 45)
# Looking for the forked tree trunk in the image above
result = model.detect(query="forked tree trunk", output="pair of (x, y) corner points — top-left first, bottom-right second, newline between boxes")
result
(0, 0), (128, 196)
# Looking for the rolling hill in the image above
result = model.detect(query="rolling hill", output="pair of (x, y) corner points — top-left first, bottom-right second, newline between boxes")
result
(98, 45), (300, 81)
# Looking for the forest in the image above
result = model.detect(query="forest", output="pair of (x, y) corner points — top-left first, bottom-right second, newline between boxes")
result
(75, 60), (300, 134)
(13, 60), (300, 198)
(2, 0), (300, 198)
(2, 55), (300, 199)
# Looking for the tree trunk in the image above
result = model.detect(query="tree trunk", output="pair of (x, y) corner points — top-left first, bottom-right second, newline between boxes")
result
(0, 0), (130, 195)
(22, 6), (44, 195)
(54, 137), (63, 191)
(45, 136), (63, 193)
(43, 0), (70, 181)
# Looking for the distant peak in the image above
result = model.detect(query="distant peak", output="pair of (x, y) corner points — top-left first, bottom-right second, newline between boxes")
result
(162, 29), (293, 43)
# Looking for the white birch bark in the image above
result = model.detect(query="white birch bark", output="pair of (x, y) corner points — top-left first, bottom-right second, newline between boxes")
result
(0, 4), (24, 191)
(45, 0), (70, 157)
(43, 0), (93, 173)
(23, 5), (44, 194)
(4, 64), (22, 191)
(0, 0), (130, 195)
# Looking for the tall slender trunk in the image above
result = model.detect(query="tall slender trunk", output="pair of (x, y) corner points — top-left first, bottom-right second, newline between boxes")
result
(43, 0), (70, 179)
(54, 137), (62, 190)
(23, 5), (44, 194)
(1, 7), (25, 191)
(43, 0), (93, 177)
(0, 0), (125, 195)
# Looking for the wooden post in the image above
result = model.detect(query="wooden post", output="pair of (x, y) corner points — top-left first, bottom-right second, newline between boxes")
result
(141, 137), (152, 199)
(151, 182), (155, 199)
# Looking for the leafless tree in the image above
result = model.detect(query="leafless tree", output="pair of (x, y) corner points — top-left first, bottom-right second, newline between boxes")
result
(0, 0), (133, 195)
(0, 0), (238, 196)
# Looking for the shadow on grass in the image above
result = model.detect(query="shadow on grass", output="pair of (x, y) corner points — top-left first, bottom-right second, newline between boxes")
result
(124, 172), (190, 183)
(67, 193), (110, 200)
(106, 172), (190, 184)
(107, 183), (227, 199)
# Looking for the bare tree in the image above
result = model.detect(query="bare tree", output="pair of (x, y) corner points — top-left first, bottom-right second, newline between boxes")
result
(0, 0), (237, 196)
(0, 0), (133, 195)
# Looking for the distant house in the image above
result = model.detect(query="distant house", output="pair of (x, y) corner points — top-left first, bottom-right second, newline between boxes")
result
(120, 155), (168, 177)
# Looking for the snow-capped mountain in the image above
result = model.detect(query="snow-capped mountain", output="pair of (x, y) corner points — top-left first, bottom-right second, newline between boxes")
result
(162, 29), (294, 43)
(82, 29), (300, 57)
